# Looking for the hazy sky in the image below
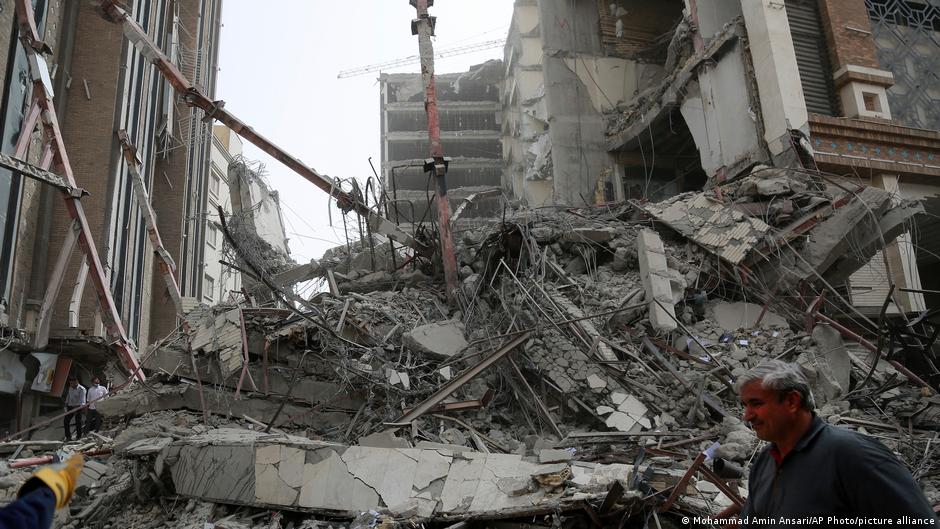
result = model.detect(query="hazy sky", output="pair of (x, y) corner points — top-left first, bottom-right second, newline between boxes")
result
(216, 1), (514, 266)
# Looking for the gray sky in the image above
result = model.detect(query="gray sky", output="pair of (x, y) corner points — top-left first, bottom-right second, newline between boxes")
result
(216, 1), (514, 265)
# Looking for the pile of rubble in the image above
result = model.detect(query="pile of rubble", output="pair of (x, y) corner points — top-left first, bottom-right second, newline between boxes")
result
(1, 171), (938, 528)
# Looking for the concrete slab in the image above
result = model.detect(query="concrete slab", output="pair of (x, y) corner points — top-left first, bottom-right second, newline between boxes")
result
(605, 411), (637, 432)
(809, 324), (852, 404)
(586, 374), (607, 390)
(123, 437), (173, 456)
(358, 431), (410, 449)
(298, 450), (380, 512)
(403, 321), (469, 359)
(159, 430), (682, 519)
(538, 449), (573, 463)
(710, 301), (788, 330)
(342, 446), (418, 509)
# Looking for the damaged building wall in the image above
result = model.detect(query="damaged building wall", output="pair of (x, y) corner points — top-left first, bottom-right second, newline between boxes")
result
(502, 1), (554, 206)
(739, 0), (810, 160)
(202, 126), (244, 305)
(43, 1), (128, 339)
(502, 0), (627, 207)
(538, 0), (612, 207)
(31, 0), (223, 346)
(0, 0), (223, 433)
(679, 40), (765, 177)
(0, 0), (70, 435)
(225, 158), (293, 301)
(599, 0), (940, 317)
(796, 0), (940, 314)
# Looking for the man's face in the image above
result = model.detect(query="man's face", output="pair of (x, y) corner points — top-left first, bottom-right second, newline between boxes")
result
(740, 379), (801, 443)
(92, 378), (100, 386)
(69, 379), (77, 388)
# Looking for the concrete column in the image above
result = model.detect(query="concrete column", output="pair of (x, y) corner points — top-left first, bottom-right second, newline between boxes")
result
(874, 174), (926, 312)
(637, 229), (678, 331)
(741, 0), (809, 157)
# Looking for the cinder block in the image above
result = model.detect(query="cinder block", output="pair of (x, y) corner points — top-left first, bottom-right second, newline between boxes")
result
(637, 229), (678, 331)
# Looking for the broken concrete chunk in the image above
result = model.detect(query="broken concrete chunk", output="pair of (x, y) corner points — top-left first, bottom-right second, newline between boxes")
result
(538, 449), (573, 464)
(586, 374), (607, 391)
(385, 369), (411, 390)
(402, 320), (468, 359)
(811, 324), (851, 394)
(610, 392), (628, 406)
(358, 431), (410, 449)
(637, 229), (679, 331)
(76, 460), (111, 489)
(605, 411), (637, 432)
(617, 395), (648, 418)
(710, 301), (787, 330)
(122, 437), (173, 456)
(531, 463), (572, 487)
(755, 177), (792, 196)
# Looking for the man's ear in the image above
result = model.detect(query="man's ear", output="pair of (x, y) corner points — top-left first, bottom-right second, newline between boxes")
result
(783, 390), (803, 412)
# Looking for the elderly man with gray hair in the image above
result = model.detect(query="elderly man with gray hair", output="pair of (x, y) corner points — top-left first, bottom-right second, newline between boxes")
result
(736, 359), (936, 524)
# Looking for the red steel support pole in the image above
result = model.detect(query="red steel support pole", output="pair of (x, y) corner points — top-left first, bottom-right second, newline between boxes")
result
(412, 0), (459, 304)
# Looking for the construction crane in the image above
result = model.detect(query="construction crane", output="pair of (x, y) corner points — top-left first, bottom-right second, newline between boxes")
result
(337, 38), (505, 79)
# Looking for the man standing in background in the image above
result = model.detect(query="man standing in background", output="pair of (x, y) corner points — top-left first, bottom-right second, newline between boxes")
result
(86, 377), (107, 432)
(63, 376), (86, 441)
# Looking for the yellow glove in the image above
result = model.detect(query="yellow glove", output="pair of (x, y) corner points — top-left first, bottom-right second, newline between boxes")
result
(18, 453), (85, 509)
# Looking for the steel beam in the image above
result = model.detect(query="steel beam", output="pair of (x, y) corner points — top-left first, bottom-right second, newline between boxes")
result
(95, 1), (430, 257)
(33, 220), (80, 349)
(117, 131), (185, 314)
(387, 332), (530, 430)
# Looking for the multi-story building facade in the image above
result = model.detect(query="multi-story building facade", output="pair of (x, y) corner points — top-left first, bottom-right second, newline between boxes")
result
(0, 0), (222, 433)
(204, 124), (242, 306)
(379, 64), (504, 222)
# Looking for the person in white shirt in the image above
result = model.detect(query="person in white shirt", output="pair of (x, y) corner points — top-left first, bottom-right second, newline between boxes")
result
(86, 377), (107, 432)
(63, 376), (86, 441)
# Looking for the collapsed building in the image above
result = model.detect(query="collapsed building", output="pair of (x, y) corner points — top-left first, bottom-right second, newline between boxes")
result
(501, 0), (940, 318)
(0, 0), (939, 528)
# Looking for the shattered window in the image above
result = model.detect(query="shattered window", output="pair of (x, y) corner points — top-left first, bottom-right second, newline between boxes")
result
(867, 0), (940, 130)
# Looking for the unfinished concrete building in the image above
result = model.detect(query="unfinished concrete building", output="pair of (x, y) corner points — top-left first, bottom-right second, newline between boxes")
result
(380, 63), (503, 222)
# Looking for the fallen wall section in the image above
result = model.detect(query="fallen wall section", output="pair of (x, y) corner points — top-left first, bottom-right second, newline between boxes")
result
(152, 429), (679, 519)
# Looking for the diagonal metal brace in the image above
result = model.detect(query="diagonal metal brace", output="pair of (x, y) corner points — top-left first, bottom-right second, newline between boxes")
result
(94, 0), (431, 258)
